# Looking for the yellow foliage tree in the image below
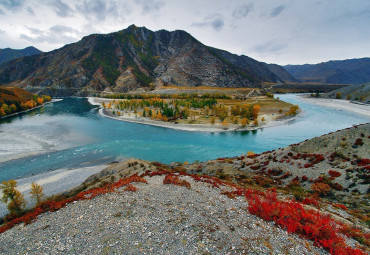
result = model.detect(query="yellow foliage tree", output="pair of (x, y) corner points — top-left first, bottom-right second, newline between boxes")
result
(30, 182), (44, 205)
(37, 97), (44, 105)
(0, 180), (26, 215)
(9, 104), (17, 113)
(157, 111), (162, 120)
(252, 105), (261, 120)
(210, 117), (216, 125)
(240, 117), (248, 128)
(222, 119), (229, 128)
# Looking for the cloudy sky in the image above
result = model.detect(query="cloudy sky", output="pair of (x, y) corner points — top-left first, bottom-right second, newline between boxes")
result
(0, 0), (369, 65)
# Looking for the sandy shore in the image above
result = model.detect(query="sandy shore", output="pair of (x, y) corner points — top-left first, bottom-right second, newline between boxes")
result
(0, 164), (107, 218)
(0, 99), (64, 164)
(88, 97), (298, 132)
(299, 96), (370, 117)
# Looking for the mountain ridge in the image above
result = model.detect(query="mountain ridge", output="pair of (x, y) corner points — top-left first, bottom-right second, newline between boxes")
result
(284, 57), (370, 84)
(0, 25), (295, 96)
(0, 46), (42, 65)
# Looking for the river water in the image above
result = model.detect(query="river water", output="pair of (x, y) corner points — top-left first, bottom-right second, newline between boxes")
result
(0, 94), (368, 182)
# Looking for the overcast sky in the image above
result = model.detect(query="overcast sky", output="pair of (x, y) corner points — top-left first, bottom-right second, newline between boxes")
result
(0, 0), (369, 65)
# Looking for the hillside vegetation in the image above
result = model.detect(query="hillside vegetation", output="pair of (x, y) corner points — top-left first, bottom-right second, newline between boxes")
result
(0, 87), (51, 117)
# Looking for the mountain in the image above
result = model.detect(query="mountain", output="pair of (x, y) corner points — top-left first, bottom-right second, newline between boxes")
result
(0, 25), (294, 97)
(284, 58), (370, 84)
(0, 46), (42, 64)
(265, 63), (299, 83)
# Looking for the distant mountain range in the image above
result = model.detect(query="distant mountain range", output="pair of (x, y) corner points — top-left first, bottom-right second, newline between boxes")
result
(0, 25), (295, 96)
(284, 58), (370, 85)
(0, 46), (42, 65)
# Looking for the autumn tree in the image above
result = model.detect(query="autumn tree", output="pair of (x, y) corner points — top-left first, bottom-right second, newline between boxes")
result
(1, 103), (10, 115)
(240, 117), (248, 128)
(346, 94), (351, 100)
(9, 104), (17, 113)
(252, 119), (259, 126)
(286, 105), (299, 116)
(30, 182), (44, 205)
(0, 180), (26, 215)
(210, 117), (216, 125)
(36, 97), (44, 105)
(222, 119), (229, 128)
(336, 92), (342, 99)
(252, 105), (260, 120)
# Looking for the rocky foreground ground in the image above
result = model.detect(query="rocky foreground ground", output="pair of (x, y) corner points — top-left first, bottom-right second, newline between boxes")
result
(0, 174), (328, 254)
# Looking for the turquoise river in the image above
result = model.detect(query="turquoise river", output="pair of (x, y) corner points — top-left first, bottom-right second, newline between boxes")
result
(0, 94), (368, 182)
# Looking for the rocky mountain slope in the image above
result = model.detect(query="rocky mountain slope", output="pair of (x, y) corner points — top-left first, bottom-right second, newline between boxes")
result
(284, 58), (370, 84)
(0, 25), (294, 97)
(265, 63), (299, 83)
(0, 46), (41, 65)
(324, 82), (370, 102)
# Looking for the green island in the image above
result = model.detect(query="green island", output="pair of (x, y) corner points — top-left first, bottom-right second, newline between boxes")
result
(94, 89), (299, 131)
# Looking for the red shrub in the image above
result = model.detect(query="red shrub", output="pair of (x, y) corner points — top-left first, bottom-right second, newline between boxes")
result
(302, 197), (320, 207)
(163, 174), (191, 189)
(334, 203), (347, 210)
(301, 175), (308, 182)
(124, 184), (138, 192)
(331, 182), (343, 191)
(357, 159), (370, 166)
(354, 138), (364, 146)
(247, 191), (365, 255)
(328, 170), (342, 178)
(250, 165), (260, 170)
(311, 183), (331, 196)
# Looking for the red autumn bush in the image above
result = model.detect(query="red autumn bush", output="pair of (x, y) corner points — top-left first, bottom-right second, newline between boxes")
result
(247, 191), (365, 255)
(163, 174), (191, 189)
(328, 170), (341, 178)
(124, 184), (138, 192)
(333, 203), (347, 210)
(302, 197), (320, 207)
(357, 158), (370, 166)
(311, 182), (331, 196)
